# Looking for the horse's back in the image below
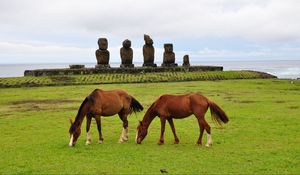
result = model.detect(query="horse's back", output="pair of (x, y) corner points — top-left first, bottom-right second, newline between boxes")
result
(189, 93), (209, 113)
(154, 94), (193, 118)
(91, 89), (129, 98)
(89, 89), (129, 116)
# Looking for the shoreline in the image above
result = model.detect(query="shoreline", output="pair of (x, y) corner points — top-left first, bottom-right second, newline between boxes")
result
(0, 60), (299, 79)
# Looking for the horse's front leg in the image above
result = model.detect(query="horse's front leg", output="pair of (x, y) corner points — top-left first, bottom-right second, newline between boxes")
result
(167, 118), (179, 144)
(95, 116), (104, 144)
(158, 117), (166, 145)
(85, 114), (92, 145)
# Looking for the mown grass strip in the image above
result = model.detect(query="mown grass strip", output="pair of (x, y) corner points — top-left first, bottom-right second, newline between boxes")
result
(0, 71), (276, 88)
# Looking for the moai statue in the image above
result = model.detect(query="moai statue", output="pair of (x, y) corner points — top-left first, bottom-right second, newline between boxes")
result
(142, 34), (157, 67)
(120, 39), (134, 68)
(161, 43), (177, 67)
(95, 38), (110, 68)
(182, 55), (190, 66)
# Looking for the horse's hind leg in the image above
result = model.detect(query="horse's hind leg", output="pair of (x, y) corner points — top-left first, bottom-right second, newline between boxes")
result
(196, 114), (212, 147)
(118, 112), (129, 143)
(204, 120), (212, 147)
(85, 114), (92, 145)
(95, 116), (104, 144)
(167, 118), (179, 144)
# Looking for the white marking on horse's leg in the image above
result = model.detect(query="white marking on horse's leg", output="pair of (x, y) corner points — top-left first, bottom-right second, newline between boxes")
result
(69, 135), (74, 147)
(118, 128), (128, 143)
(135, 130), (138, 143)
(122, 128), (128, 140)
(205, 134), (213, 147)
(86, 131), (91, 145)
(98, 140), (103, 144)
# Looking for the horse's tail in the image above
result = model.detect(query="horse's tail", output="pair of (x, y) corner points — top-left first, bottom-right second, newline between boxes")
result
(130, 96), (144, 113)
(207, 99), (229, 125)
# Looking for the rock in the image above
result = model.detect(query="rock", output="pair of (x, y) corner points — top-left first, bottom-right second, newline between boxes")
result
(143, 34), (157, 67)
(69, 65), (85, 69)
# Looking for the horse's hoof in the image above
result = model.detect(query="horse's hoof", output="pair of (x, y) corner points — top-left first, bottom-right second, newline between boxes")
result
(85, 141), (91, 145)
(205, 143), (212, 147)
(118, 139), (125, 143)
(197, 142), (202, 146)
(98, 140), (103, 144)
(174, 141), (179, 144)
(157, 141), (164, 145)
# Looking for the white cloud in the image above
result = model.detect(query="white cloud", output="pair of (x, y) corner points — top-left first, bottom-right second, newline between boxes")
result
(1, 0), (300, 41)
(0, 0), (300, 63)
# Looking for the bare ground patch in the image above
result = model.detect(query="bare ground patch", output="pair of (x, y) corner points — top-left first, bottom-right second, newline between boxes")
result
(8, 99), (81, 112)
(289, 106), (299, 109)
(274, 100), (286, 104)
(233, 100), (259, 104)
(11, 99), (80, 105)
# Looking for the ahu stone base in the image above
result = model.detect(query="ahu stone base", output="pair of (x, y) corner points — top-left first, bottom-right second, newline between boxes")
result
(24, 65), (223, 77)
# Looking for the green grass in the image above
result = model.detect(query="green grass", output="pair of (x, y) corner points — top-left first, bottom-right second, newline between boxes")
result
(0, 79), (299, 174)
(0, 70), (275, 88)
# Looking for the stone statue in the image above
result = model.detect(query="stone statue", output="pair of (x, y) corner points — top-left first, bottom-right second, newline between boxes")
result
(143, 34), (157, 67)
(95, 38), (110, 68)
(162, 43), (177, 67)
(182, 55), (190, 66)
(120, 39), (134, 68)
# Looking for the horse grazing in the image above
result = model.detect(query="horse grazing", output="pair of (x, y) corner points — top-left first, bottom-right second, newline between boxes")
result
(69, 89), (143, 147)
(136, 93), (229, 146)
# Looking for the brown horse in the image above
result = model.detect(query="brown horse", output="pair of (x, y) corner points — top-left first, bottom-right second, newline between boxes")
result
(69, 89), (143, 147)
(136, 93), (229, 146)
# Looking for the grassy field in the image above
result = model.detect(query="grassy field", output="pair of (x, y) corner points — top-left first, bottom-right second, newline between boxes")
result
(0, 79), (299, 174)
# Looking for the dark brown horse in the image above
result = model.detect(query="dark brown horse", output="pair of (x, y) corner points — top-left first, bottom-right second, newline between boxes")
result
(69, 89), (143, 146)
(136, 93), (229, 146)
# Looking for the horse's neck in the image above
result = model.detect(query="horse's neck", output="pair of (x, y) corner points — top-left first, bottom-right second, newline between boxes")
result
(73, 97), (89, 129)
(142, 109), (156, 129)
(73, 107), (88, 128)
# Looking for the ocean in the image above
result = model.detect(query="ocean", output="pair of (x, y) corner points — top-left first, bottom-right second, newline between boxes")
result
(0, 60), (299, 79)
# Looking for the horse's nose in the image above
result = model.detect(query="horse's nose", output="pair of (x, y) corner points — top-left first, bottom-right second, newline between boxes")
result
(136, 138), (142, 144)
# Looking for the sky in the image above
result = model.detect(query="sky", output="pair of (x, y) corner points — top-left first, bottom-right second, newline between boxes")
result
(0, 0), (300, 64)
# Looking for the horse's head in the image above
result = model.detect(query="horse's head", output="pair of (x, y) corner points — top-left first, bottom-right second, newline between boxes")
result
(136, 121), (148, 144)
(68, 119), (81, 147)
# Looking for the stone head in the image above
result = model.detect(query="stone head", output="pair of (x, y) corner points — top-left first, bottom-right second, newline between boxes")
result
(122, 39), (131, 48)
(164, 44), (173, 52)
(98, 38), (108, 50)
(144, 34), (153, 45)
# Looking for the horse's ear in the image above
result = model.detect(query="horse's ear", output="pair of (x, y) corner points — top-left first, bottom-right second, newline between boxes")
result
(69, 118), (73, 125)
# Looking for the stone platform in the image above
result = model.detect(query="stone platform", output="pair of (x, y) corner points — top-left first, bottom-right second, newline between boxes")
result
(24, 65), (223, 77)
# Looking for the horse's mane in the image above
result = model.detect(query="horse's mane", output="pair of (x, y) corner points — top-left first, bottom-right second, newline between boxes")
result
(143, 99), (159, 121)
(70, 97), (89, 133)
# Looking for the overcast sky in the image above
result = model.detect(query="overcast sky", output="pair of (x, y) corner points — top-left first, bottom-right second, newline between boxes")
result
(0, 0), (300, 64)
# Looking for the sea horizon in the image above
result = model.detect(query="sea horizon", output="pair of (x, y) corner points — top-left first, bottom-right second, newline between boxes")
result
(0, 59), (299, 79)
